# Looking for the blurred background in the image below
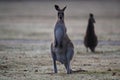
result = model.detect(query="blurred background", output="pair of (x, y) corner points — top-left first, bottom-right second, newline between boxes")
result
(0, 1), (120, 79)
(0, 0), (120, 42)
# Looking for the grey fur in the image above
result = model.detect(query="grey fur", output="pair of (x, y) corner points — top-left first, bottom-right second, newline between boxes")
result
(51, 5), (74, 74)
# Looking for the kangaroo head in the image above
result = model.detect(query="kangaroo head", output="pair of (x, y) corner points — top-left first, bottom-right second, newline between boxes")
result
(55, 5), (67, 20)
(89, 13), (96, 23)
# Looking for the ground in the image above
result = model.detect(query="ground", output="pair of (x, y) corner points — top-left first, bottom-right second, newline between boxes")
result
(0, 1), (120, 80)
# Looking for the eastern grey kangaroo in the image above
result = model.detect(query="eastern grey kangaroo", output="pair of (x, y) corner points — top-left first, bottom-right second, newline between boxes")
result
(54, 5), (66, 48)
(84, 13), (98, 52)
(51, 5), (74, 74)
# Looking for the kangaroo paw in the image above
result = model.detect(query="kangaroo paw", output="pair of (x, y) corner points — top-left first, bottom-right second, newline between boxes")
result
(59, 44), (63, 48)
(55, 42), (58, 47)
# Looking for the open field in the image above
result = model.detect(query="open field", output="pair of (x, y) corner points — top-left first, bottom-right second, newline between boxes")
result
(0, 1), (120, 80)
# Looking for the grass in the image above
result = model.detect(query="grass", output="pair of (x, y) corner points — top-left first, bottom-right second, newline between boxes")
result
(0, 1), (120, 80)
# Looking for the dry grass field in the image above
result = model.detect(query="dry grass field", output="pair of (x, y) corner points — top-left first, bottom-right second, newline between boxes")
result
(0, 1), (120, 80)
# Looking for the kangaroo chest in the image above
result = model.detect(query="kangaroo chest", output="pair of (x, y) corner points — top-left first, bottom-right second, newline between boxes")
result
(55, 23), (66, 33)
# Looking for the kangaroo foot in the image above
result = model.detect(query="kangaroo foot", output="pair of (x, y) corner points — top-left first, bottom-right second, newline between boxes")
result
(67, 69), (72, 74)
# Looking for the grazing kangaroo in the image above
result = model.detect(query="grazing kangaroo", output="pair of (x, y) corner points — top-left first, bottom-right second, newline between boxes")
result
(51, 5), (74, 74)
(84, 13), (98, 52)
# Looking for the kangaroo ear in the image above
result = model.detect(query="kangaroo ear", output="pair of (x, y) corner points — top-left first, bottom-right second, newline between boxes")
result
(62, 6), (67, 11)
(55, 5), (60, 11)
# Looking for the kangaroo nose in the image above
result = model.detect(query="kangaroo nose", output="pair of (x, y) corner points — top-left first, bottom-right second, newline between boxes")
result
(60, 16), (62, 19)
(59, 14), (62, 19)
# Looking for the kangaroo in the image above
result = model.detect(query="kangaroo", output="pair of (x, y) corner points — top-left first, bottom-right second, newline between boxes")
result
(84, 13), (98, 52)
(51, 5), (74, 74)
(54, 5), (66, 48)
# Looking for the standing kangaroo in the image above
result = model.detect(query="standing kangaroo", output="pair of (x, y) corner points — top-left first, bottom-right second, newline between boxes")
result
(84, 13), (98, 52)
(54, 5), (66, 48)
(51, 5), (74, 74)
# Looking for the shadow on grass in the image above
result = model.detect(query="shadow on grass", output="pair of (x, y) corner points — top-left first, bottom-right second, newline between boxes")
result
(72, 69), (87, 73)
(46, 69), (87, 75)
(77, 49), (120, 54)
(95, 49), (120, 54)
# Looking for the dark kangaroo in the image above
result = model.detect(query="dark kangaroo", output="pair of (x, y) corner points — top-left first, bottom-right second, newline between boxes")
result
(51, 5), (74, 74)
(84, 13), (98, 52)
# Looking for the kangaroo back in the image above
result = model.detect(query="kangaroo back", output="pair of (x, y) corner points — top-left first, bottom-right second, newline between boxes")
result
(84, 13), (98, 52)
